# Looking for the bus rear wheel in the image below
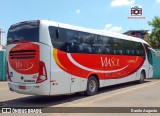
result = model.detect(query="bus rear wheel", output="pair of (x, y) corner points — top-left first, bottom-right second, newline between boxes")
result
(139, 71), (145, 84)
(85, 76), (98, 96)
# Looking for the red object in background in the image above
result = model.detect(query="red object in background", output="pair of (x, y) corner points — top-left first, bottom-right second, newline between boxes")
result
(134, 33), (138, 37)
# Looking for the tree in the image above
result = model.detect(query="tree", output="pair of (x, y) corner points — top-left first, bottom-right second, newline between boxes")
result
(147, 16), (160, 48)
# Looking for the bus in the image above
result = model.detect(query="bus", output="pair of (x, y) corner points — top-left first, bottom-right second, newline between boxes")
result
(6, 20), (154, 96)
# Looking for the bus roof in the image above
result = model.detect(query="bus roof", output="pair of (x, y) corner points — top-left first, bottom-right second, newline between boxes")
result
(41, 20), (149, 45)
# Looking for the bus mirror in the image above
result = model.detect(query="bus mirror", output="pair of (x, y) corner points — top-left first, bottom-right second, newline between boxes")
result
(56, 29), (59, 38)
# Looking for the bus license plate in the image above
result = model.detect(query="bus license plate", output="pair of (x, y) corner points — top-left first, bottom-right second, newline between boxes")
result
(19, 86), (26, 90)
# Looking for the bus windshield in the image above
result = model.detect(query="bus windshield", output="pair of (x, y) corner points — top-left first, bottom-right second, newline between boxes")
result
(7, 21), (39, 44)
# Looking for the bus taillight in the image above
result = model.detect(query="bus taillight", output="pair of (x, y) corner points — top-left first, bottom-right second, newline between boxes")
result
(7, 62), (11, 81)
(36, 61), (47, 83)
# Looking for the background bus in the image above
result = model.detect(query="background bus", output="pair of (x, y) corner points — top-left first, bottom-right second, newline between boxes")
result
(6, 20), (154, 96)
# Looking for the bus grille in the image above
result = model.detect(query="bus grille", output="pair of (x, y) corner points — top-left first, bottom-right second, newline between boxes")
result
(9, 50), (36, 59)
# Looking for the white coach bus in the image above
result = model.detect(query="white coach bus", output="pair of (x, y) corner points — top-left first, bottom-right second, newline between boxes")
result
(6, 20), (154, 96)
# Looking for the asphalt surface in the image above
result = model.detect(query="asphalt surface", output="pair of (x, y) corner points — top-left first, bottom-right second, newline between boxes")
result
(0, 79), (160, 116)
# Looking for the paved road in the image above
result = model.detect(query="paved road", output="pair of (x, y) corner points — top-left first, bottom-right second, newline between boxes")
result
(0, 79), (160, 116)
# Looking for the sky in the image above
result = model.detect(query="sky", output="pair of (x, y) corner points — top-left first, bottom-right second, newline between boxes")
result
(0, 0), (160, 45)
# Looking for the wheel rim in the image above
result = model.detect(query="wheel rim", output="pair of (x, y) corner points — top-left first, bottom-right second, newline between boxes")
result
(89, 80), (96, 92)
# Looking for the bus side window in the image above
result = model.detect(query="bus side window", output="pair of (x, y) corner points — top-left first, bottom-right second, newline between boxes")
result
(119, 50), (123, 55)
(49, 26), (68, 52)
(137, 43), (145, 57)
(49, 26), (57, 41)
(112, 38), (124, 55)
(135, 50), (140, 55)
(126, 50), (130, 55)
(66, 29), (79, 53)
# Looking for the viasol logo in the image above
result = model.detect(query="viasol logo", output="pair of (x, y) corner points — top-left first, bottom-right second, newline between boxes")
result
(101, 57), (120, 67)
(14, 62), (33, 71)
(128, 5), (145, 19)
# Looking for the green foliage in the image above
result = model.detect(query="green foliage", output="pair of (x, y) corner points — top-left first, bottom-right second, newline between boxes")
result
(147, 16), (160, 48)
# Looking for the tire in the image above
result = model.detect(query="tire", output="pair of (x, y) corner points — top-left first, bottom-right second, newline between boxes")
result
(85, 76), (98, 96)
(139, 71), (145, 84)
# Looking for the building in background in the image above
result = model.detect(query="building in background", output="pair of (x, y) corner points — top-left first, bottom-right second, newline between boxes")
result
(0, 27), (2, 45)
(0, 45), (6, 50)
(0, 27), (6, 50)
(123, 30), (149, 40)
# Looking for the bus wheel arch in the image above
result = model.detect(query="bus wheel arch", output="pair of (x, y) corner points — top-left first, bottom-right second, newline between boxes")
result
(85, 74), (99, 96)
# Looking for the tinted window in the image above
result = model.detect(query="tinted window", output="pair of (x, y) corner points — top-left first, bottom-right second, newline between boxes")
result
(122, 40), (145, 56)
(49, 26), (68, 52)
(76, 31), (92, 53)
(124, 40), (134, 55)
(134, 42), (145, 56)
(113, 38), (124, 55)
(49, 26), (145, 56)
(7, 21), (39, 44)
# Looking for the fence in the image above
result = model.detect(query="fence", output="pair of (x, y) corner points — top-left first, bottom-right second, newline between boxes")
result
(152, 49), (160, 78)
(0, 51), (6, 81)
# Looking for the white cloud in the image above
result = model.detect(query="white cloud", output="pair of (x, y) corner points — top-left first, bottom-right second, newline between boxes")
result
(111, 0), (135, 7)
(104, 24), (122, 32)
(76, 9), (80, 13)
(104, 24), (112, 29)
(109, 26), (122, 32)
(156, 0), (160, 3)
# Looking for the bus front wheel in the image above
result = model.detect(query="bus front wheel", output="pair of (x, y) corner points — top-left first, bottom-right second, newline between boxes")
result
(85, 76), (98, 96)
